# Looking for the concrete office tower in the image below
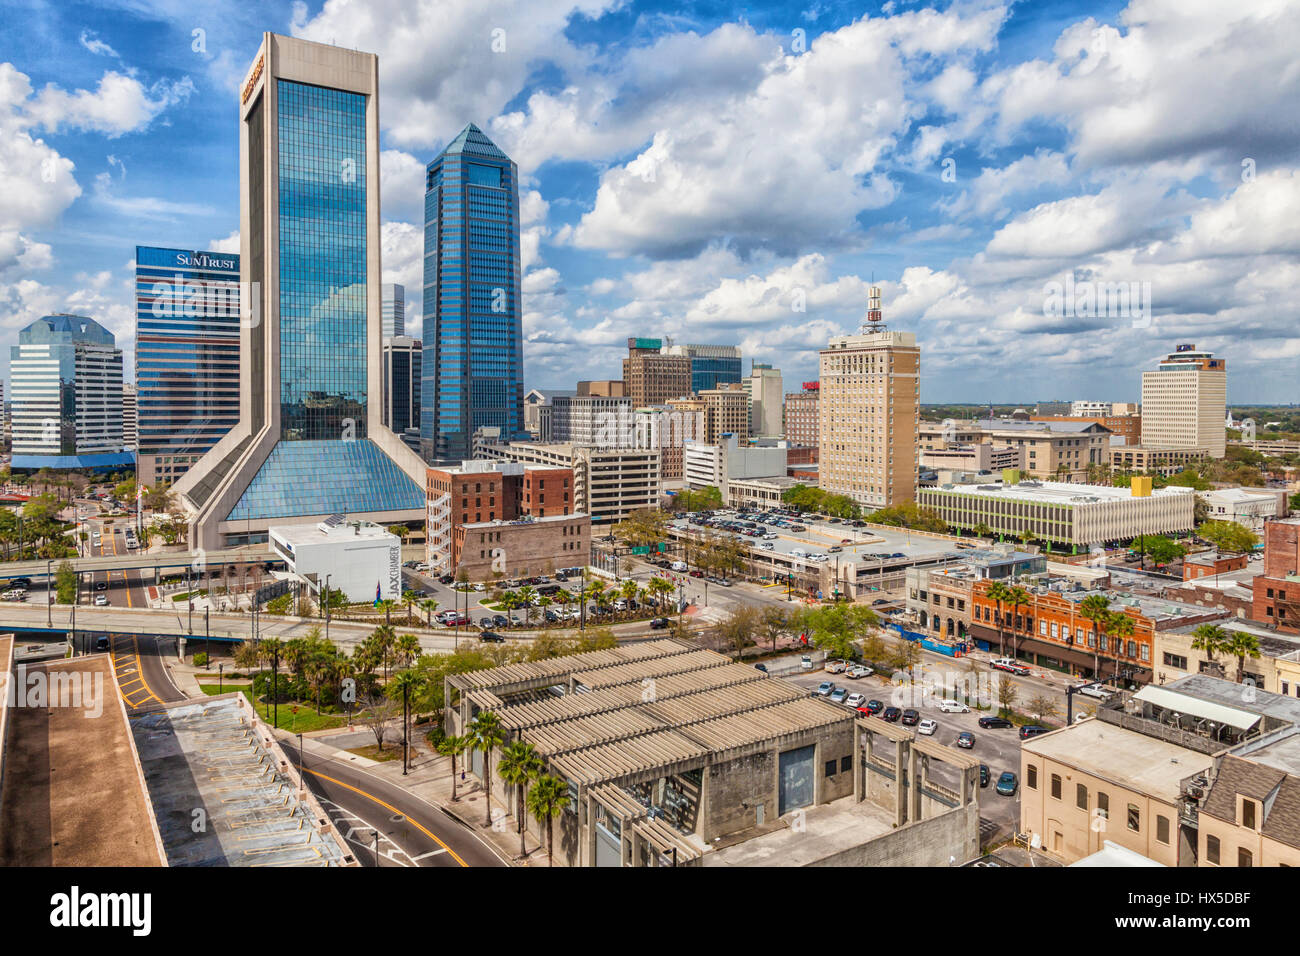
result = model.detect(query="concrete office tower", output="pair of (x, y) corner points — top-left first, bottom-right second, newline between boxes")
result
(422, 124), (524, 462)
(174, 34), (428, 550)
(134, 246), (241, 487)
(382, 336), (422, 435)
(818, 287), (920, 508)
(624, 338), (691, 405)
(9, 314), (130, 469)
(744, 362), (783, 437)
(784, 381), (819, 447)
(1141, 344), (1227, 459)
(122, 383), (137, 452)
(381, 283), (405, 338)
(699, 383), (751, 444)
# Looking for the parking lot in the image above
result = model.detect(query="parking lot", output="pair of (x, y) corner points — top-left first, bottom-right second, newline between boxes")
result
(781, 662), (1024, 844)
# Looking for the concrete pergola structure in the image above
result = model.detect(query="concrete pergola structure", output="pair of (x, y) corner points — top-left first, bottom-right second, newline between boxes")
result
(854, 717), (982, 826)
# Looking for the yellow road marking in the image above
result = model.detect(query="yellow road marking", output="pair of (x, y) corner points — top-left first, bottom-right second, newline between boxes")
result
(302, 767), (468, 868)
(109, 634), (165, 710)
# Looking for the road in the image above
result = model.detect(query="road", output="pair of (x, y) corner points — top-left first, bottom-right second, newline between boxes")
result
(278, 737), (507, 868)
(106, 633), (189, 713)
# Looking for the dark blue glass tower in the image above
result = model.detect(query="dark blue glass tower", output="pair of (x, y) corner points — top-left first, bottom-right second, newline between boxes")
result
(421, 124), (524, 461)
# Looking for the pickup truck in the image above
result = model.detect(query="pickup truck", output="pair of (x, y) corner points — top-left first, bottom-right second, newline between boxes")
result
(846, 664), (873, 679)
(825, 659), (847, 674)
(1074, 682), (1115, 699)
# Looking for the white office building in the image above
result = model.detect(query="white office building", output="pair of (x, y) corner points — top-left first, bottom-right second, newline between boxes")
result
(1140, 345), (1227, 459)
(269, 515), (402, 603)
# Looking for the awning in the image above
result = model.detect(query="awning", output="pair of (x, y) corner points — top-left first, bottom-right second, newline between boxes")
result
(1132, 685), (1261, 732)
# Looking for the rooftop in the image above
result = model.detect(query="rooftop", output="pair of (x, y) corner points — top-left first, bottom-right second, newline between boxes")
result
(1022, 719), (1214, 802)
(270, 515), (399, 546)
(131, 694), (353, 866)
(0, 654), (166, 866)
(927, 480), (1193, 505)
(1166, 674), (1300, 727)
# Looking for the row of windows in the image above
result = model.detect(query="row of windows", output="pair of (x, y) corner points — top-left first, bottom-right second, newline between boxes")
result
(1029, 765), (1171, 845)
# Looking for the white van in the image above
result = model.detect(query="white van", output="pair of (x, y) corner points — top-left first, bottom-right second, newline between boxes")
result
(670, 561), (688, 572)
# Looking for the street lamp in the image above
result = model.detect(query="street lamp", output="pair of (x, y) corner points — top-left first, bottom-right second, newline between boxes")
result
(324, 573), (332, 645)
(46, 558), (52, 628)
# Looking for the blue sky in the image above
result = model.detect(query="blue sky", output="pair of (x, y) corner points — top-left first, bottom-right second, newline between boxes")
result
(1, 0), (1297, 404)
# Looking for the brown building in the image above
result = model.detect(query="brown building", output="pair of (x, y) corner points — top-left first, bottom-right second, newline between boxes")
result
(577, 380), (626, 397)
(623, 338), (691, 406)
(783, 382), (819, 448)
(426, 460), (586, 579)
(1253, 518), (1300, 633)
(700, 383), (751, 444)
(1183, 551), (1248, 581)
(1199, 754), (1300, 867)
(1032, 413), (1142, 445)
(1110, 445), (1209, 477)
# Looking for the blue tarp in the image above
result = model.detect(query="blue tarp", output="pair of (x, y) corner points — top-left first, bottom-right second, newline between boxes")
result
(887, 623), (964, 657)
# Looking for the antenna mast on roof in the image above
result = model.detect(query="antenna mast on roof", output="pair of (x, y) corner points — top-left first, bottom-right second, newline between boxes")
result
(860, 285), (886, 334)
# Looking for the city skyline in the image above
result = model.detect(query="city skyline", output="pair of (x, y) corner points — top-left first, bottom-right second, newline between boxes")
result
(0, 1), (1296, 404)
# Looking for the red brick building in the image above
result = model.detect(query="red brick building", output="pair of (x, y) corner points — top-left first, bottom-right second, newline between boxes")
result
(1252, 518), (1300, 633)
(1183, 552), (1248, 581)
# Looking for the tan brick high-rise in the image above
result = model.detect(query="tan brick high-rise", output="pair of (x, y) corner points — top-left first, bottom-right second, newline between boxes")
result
(818, 288), (919, 509)
(623, 338), (691, 406)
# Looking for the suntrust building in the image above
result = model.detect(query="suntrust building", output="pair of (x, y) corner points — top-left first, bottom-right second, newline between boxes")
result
(175, 34), (427, 550)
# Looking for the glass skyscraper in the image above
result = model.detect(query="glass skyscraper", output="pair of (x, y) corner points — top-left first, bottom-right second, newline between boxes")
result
(134, 246), (241, 486)
(174, 34), (427, 550)
(421, 123), (524, 461)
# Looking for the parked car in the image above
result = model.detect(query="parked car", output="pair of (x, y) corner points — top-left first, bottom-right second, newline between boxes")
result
(670, 561), (688, 572)
(816, 681), (835, 696)
(844, 692), (866, 709)
(754, 663), (768, 673)
(979, 764), (990, 788)
(871, 598), (890, 606)
(94, 594), (109, 606)
(94, 580), (108, 591)
(937, 699), (970, 714)
(864, 699), (884, 715)
(1074, 682), (1115, 699)
(825, 659), (846, 674)
(759, 542), (775, 551)
(978, 716), (1015, 729)
(95, 636), (110, 652)
(827, 545), (842, 553)
(882, 706), (902, 722)
(649, 617), (670, 629)
(996, 771), (1018, 796)
(1019, 724), (1050, 740)
(917, 718), (938, 736)
(956, 732), (975, 749)
(991, 657), (1030, 676)
(491, 614), (509, 628)
(688, 569), (704, 578)
(901, 708), (920, 726)
(846, 664), (872, 679)
(829, 687), (849, 704)
(478, 631), (505, 643)
(800, 655), (814, 671)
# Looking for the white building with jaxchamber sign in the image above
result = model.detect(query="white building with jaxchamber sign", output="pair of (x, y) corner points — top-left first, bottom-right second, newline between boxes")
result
(269, 515), (401, 604)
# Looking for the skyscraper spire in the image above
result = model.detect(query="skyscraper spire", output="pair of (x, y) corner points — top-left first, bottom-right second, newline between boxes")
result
(861, 285), (885, 333)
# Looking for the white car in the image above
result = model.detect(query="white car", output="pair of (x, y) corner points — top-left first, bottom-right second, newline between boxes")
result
(800, 655), (814, 671)
(844, 692), (866, 709)
(94, 594), (109, 606)
(917, 718), (938, 736)
(759, 542), (774, 551)
(825, 659), (847, 674)
(846, 664), (873, 679)
(1074, 682), (1115, 700)
(937, 699), (970, 713)
(763, 533), (778, 540)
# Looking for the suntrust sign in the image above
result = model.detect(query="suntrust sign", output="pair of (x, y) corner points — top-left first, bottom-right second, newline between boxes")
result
(242, 54), (264, 105)
(175, 251), (237, 271)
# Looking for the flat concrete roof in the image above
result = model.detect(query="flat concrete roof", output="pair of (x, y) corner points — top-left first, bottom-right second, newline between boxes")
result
(0, 655), (165, 866)
(1022, 720), (1213, 802)
(707, 796), (897, 866)
(1242, 732), (1300, 777)
(132, 694), (352, 866)
(926, 480), (1193, 505)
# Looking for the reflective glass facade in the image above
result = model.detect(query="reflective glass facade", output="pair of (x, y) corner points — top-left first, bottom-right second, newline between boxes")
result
(227, 438), (424, 521)
(691, 356), (743, 393)
(134, 246), (241, 485)
(422, 124), (524, 460)
(277, 80), (368, 442)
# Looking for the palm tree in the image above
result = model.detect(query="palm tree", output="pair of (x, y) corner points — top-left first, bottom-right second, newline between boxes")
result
(517, 585), (537, 625)
(402, 588), (419, 624)
(985, 581), (1010, 655)
(468, 710), (506, 827)
(376, 598), (399, 627)
(1004, 585), (1031, 658)
(1190, 623), (1229, 679)
(371, 624), (396, 680)
(526, 774), (570, 865)
(437, 734), (468, 801)
(395, 633), (421, 668)
(619, 578), (638, 604)
(1223, 630), (1262, 684)
(646, 576), (674, 608)
(498, 740), (544, 857)
(419, 597), (439, 627)
(1078, 594), (1111, 680)
(1104, 611), (1136, 683)
(390, 669), (426, 773)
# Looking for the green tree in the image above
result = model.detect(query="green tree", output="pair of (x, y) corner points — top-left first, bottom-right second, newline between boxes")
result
(996, 674), (1018, 717)
(760, 606), (791, 655)
(526, 774), (570, 865)
(498, 740), (544, 857)
(437, 734), (469, 801)
(1223, 630), (1262, 684)
(715, 605), (761, 661)
(1197, 520), (1259, 555)
(985, 581), (1011, 656)
(1004, 585), (1032, 658)
(1130, 534), (1186, 569)
(1078, 593), (1111, 679)
(55, 560), (77, 604)
(467, 710), (506, 827)
(795, 603), (879, 661)
(388, 669), (426, 767)
(1189, 623), (1229, 678)
(419, 597), (440, 627)
(1103, 611), (1136, 682)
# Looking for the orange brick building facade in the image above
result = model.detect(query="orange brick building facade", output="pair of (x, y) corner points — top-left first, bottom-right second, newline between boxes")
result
(1253, 519), (1300, 634)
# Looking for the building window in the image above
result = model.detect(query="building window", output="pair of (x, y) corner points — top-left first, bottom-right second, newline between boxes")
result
(1097, 792), (1108, 820)
(840, 755), (852, 773)
(1127, 804), (1140, 832)
(1238, 847), (1253, 867)
(1027, 765), (1038, 790)
(1241, 798), (1257, 830)
(1164, 652), (1188, 669)
(1076, 783), (1088, 810)
(824, 760), (837, 778)
(1206, 835), (1220, 864)
(1156, 815), (1170, 845)
(1050, 774), (1062, 800)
